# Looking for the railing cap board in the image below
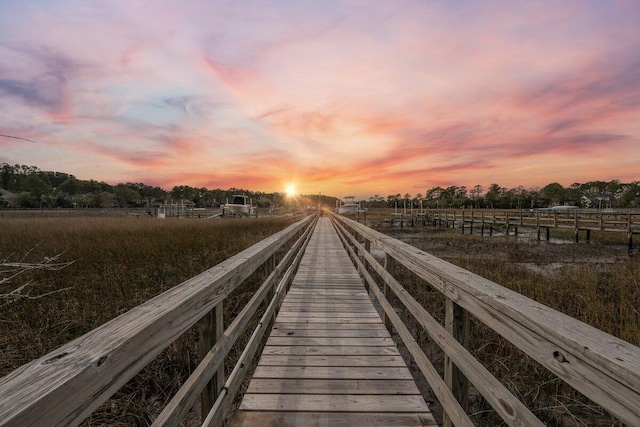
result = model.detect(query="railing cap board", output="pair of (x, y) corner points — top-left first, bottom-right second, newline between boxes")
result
(0, 214), (315, 426)
(333, 214), (640, 424)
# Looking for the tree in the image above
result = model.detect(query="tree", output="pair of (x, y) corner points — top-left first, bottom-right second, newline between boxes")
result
(484, 184), (504, 208)
(114, 184), (141, 207)
(20, 175), (51, 200)
(10, 192), (38, 208)
(540, 182), (567, 206)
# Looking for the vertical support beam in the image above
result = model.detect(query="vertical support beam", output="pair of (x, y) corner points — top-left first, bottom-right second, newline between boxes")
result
(586, 229), (591, 243)
(383, 254), (395, 331)
(266, 254), (277, 330)
(443, 298), (470, 427)
(575, 229), (579, 243)
(199, 303), (224, 423)
(364, 239), (371, 274)
(599, 211), (603, 230)
(546, 227), (550, 241)
(629, 233), (633, 256)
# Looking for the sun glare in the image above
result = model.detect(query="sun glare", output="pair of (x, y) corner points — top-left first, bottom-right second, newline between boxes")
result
(286, 184), (296, 197)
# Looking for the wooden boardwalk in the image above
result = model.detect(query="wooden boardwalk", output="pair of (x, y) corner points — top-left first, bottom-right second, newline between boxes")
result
(231, 217), (436, 426)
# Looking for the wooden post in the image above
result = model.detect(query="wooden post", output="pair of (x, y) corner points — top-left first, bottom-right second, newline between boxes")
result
(383, 254), (395, 331)
(199, 303), (224, 423)
(586, 229), (591, 243)
(443, 298), (470, 427)
(599, 211), (603, 230)
(266, 254), (277, 330)
(575, 229), (579, 243)
(364, 239), (371, 289)
(546, 227), (550, 241)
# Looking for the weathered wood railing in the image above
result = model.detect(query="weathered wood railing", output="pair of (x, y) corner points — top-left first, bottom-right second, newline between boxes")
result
(0, 213), (318, 426)
(331, 212), (640, 426)
(427, 208), (640, 235)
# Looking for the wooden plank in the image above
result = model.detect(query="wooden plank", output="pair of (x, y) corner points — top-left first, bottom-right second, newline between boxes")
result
(278, 308), (380, 314)
(276, 312), (380, 318)
(285, 293), (370, 299)
(245, 378), (419, 394)
(257, 355), (407, 367)
(272, 322), (387, 330)
(273, 316), (382, 323)
(279, 304), (378, 311)
(265, 337), (395, 346)
(281, 301), (373, 306)
(260, 345), (401, 356)
(252, 366), (414, 380)
(230, 411), (437, 426)
(232, 217), (432, 426)
(269, 329), (390, 338)
(239, 394), (428, 413)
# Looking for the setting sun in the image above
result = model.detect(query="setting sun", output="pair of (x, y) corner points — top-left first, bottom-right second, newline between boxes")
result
(286, 184), (296, 197)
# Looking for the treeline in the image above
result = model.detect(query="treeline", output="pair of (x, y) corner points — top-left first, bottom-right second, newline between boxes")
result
(367, 181), (640, 209)
(0, 164), (312, 209)
(2, 163), (637, 210)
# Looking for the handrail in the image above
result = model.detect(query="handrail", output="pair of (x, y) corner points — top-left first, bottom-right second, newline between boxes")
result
(0, 213), (317, 426)
(330, 212), (640, 426)
(154, 213), (316, 426)
(425, 208), (640, 233)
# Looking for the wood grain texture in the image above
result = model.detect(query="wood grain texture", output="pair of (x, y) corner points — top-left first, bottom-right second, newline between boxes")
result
(245, 378), (419, 394)
(231, 411), (438, 426)
(230, 217), (434, 427)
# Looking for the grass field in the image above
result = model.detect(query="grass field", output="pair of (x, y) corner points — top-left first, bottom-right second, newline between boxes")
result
(0, 214), (297, 424)
(2, 211), (638, 425)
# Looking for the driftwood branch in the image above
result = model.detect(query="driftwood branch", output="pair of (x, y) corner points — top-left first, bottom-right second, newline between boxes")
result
(0, 251), (76, 304)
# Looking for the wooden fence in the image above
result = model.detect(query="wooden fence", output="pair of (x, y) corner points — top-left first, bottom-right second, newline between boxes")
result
(427, 208), (640, 235)
(0, 213), (318, 426)
(331, 212), (640, 426)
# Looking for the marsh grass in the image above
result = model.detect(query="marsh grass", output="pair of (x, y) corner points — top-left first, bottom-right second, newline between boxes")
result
(0, 215), (296, 424)
(377, 224), (637, 426)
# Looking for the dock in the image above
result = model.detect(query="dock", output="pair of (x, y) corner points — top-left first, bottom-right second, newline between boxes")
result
(231, 217), (436, 426)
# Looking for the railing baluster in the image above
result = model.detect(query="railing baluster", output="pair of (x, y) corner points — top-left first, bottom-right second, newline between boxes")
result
(198, 302), (224, 423)
(383, 253), (395, 331)
(443, 298), (470, 427)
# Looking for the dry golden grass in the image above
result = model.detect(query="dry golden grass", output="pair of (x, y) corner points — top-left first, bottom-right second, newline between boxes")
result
(0, 214), (296, 424)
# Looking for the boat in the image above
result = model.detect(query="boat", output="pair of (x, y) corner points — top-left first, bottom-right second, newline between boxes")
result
(336, 196), (359, 216)
(223, 194), (255, 217)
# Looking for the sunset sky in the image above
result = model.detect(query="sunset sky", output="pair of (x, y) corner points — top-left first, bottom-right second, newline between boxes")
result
(1, 1), (639, 199)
